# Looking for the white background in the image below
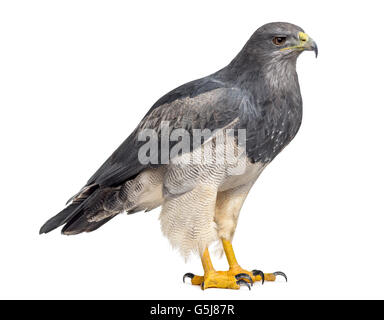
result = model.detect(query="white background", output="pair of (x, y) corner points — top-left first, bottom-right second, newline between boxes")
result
(0, 0), (383, 300)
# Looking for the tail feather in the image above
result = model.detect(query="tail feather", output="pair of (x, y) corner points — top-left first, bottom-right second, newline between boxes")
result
(62, 213), (117, 235)
(39, 201), (83, 234)
(40, 186), (122, 235)
(40, 168), (164, 235)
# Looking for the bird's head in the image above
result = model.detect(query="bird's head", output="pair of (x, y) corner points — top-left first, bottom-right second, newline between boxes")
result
(244, 22), (318, 63)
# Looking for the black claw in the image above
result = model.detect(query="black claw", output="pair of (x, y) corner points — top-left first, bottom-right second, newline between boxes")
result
(252, 269), (265, 284)
(201, 281), (205, 290)
(236, 279), (251, 290)
(274, 271), (288, 282)
(183, 272), (195, 283)
(235, 273), (253, 286)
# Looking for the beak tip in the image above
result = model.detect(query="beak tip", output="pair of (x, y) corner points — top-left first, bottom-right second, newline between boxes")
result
(313, 42), (318, 58)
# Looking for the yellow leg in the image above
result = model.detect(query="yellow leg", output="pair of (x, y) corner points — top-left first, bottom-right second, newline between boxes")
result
(222, 238), (280, 282)
(183, 240), (287, 289)
(190, 248), (241, 289)
(202, 248), (214, 274)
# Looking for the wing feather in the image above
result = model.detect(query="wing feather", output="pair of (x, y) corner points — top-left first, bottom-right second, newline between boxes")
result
(86, 77), (249, 189)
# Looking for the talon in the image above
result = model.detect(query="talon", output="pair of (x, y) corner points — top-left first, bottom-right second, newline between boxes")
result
(273, 271), (288, 282)
(235, 273), (253, 286)
(252, 269), (265, 284)
(201, 281), (205, 290)
(183, 272), (195, 283)
(236, 279), (251, 290)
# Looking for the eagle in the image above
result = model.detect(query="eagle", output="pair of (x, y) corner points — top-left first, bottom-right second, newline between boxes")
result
(40, 22), (317, 290)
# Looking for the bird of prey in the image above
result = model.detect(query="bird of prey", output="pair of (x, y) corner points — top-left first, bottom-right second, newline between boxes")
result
(40, 22), (317, 290)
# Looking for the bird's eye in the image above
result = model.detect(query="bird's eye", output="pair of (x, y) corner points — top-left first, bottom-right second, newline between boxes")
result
(272, 36), (287, 46)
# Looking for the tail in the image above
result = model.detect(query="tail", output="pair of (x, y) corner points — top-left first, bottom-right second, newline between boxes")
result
(39, 186), (122, 235)
(40, 168), (164, 235)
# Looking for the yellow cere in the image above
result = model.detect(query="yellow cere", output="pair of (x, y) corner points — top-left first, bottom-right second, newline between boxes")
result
(298, 32), (309, 42)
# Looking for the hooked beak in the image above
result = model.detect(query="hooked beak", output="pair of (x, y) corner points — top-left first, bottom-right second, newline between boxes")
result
(299, 32), (318, 58)
(281, 31), (318, 58)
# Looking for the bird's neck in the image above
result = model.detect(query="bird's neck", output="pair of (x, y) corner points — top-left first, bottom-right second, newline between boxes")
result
(258, 58), (299, 93)
(222, 55), (302, 121)
(255, 59), (302, 115)
(217, 55), (299, 94)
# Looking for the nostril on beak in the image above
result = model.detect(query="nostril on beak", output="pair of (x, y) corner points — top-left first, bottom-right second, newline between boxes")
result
(298, 32), (309, 42)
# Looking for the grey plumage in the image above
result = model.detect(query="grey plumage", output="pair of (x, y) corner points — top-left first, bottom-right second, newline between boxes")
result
(40, 22), (317, 247)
